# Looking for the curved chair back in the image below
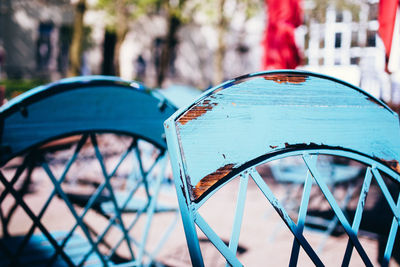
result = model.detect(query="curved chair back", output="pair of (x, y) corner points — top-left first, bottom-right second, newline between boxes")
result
(165, 70), (400, 266)
(0, 76), (177, 266)
(1, 76), (173, 163)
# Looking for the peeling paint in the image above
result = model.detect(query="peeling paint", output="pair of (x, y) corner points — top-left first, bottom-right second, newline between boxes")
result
(378, 158), (400, 173)
(192, 163), (235, 200)
(177, 99), (218, 125)
(264, 74), (308, 84)
(284, 142), (320, 149)
(284, 142), (290, 148)
(179, 168), (188, 205)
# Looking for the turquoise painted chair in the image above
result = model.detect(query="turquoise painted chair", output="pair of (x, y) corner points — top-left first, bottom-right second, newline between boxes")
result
(164, 70), (400, 266)
(0, 76), (178, 266)
(268, 154), (363, 251)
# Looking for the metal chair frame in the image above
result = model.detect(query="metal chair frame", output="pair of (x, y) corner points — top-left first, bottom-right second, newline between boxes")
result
(164, 70), (400, 266)
(0, 76), (178, 266)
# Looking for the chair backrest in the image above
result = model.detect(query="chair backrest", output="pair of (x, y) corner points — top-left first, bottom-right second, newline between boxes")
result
(0, 76), (178, 266)
(1, 76), (175, 164)
(164, 70), (400, 266)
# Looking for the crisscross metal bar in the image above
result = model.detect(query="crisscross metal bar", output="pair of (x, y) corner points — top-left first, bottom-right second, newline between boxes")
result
(147, 210), (179, 263)
(317, 180), (358, 253)
(13, 134), (88, 261)
(90, 134), (135, 260)
(342, 167), (373, 267)
(104, 151), (168, 262)
(82, 152), (165, 263)
(382, 204), (400, 267)
(42, 161), (108, 265)
(371, 168), (400, 226)
(83, 181), (145, 264)
(371, 168), (400, 267)
(136, 153), (168, 263)
(49, 180), (109, 265)
(134, 144), (151, 199)
(195, 213), (243, 267)
(141, 151), (165, 184)
(105, 182), (150, 260)
(303, 155), (373, 267)
(0, 155), (32, 237)
(249, 168), (323, 266)
(225, 172), (249, 267)
(0, 155), (31, 203)
(0, 172), (76, 266)
(74, 139), (140, 264)
(289, 155), (315, 266)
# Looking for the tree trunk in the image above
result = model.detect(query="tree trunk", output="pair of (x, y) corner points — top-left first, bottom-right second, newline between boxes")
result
(68, 0), (86, 77)
(214, 0), (227, 85)
(113, 0), (130, 76)
(157, 13), (181, 87)
(101, 30), (116, 75)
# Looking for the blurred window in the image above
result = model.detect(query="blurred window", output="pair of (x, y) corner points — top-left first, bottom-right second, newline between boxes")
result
(36, 22), (53, 70)
(369, 3), (378, 21)
(367, 30), (376, 47)
(351, 31), (358, 47)
(335, 32), (342, 48)
(336, 12), (343, 22)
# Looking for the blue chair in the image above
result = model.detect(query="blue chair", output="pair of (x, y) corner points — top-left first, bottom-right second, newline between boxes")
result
(164, 70), (400, 266)
(0, 76), (178, 266)
(268, 155), (363, 251)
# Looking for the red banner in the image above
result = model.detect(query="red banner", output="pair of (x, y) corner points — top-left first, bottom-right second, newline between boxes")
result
(262, 0), (303, 70)
(379, 0), (398, 58)
(379, 0), (399, 72)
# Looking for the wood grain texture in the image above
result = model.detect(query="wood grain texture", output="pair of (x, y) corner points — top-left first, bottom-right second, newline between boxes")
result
(170, 70), (400, 202)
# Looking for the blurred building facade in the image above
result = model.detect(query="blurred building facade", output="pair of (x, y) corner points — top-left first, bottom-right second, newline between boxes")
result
(0, 0), (395, 102)
(0, 0), (73, 79)
(0, 0), (104, 80)
(298, 0), (392, 102)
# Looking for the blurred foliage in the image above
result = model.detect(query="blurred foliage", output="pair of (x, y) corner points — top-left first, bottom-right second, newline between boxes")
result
(96, 0), (162, 31)
(96, 0), (263, 33)
(192, 0), (262, 24)
(60, 25), (93, 51)
(0, 79), (47, 99)
(189, 0), (263, 85)
(307, 0), (362, 23)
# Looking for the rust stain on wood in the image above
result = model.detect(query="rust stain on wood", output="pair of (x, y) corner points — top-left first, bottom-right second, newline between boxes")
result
(192, 163), (235, 200)
(177, 99), (218, 125)
(264, 74), (307, 85)
(379, 158), (400, 174)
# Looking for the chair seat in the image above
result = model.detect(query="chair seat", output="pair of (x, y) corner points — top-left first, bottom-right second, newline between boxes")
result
(0, 231), (102, 266)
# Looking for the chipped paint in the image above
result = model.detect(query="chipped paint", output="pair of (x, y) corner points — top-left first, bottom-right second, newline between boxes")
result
(192, 164), (235, 200)
(179, 168), (189, 205)
(377, 158), (400, 173)
(177, 99), (218, 125)
(264, 74), (308, 84)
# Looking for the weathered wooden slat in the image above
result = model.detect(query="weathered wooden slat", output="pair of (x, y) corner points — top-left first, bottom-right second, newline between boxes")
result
(165, 70), (400, 266)
(170, 71), (400, 202)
